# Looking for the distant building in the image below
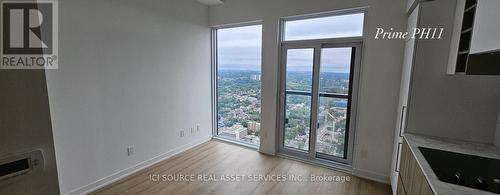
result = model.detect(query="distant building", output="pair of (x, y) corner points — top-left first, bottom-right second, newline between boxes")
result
(334, 100), (348, 108)
(247, 121), (261, 132)
(250, 74), (261, 81)
(219, 123), (248, 140)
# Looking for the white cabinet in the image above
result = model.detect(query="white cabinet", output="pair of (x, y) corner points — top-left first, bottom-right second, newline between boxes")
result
(447, 0), (500, 75)
(390, 4), (419, 194)
(470, 0), (500, 54)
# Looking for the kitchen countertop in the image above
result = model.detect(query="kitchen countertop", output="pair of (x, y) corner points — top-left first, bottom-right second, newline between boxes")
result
(403, 133), (500, 195)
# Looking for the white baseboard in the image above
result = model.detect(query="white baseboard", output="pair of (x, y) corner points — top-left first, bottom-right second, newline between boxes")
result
(65, 136), (212, 195)
(352, 168), (390, 184)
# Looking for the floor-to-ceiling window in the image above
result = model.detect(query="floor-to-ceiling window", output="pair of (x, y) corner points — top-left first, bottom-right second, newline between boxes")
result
(214, 24), (262, 146)
(279, 11), (364, 164)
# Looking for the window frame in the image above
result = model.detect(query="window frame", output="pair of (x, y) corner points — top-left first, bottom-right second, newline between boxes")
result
(276, 8), (366, 167)
(211, 21), (263, 149)
(282, 9), (365, 42)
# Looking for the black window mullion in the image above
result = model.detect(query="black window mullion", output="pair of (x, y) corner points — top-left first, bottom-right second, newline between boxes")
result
(285, 90), (312, 96)
(318, 93), (348, 99)
(286, 91), (349, 99)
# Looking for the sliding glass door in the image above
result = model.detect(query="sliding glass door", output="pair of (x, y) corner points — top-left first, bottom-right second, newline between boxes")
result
(279, 43), (360, 164)
(278, 11), (364, 164)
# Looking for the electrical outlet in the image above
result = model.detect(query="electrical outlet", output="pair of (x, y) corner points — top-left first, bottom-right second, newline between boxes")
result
(196, 125), (200, 132)
(127, 146), (135, 156)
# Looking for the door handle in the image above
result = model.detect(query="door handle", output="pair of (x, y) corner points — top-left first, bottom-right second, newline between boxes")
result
(395, 142), (403, 172)
(399, 106), (407, 137)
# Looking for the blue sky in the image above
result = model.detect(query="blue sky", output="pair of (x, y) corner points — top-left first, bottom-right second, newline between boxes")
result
(217, 13), (363, 73)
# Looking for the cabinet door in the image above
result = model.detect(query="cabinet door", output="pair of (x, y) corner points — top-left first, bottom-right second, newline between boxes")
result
(400, 4), (419, 112)
(397, 3), (419, 141)
(391, 5), (420, 193)
(400, 140), (434, 195)
(399, 140), (411, 188)
(396, 175), (407, 195)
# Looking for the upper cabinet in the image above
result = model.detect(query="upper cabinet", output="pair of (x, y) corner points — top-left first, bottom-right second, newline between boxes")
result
(448, 0), (500, 75)
(470, 0), (500, 54)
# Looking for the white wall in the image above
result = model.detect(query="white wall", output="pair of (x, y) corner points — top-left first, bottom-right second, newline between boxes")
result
(407, 0), (500, 144)
(209, 0), (406, 182)
(45, 0), (211, 194)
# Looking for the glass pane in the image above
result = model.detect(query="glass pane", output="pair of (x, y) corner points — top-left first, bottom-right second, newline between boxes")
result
(216, 25), (262, 145)
(316, 47), (353, 158)
(284, 13), (364, 41)
(286, 48), (314, 92)
(316, 97), (348, 158)
(283, 48), (314, 151)
(284, 94), (311, 151)
(319, 48), (352, 94)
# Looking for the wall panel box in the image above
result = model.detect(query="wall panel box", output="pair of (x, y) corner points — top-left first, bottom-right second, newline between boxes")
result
(0, 150), (44, 185)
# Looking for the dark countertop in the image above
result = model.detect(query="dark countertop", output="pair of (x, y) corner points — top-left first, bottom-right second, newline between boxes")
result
(403, 133), (500, 195)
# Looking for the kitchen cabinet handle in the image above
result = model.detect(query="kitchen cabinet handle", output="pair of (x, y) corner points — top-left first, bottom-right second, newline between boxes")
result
(395, 142), (403, 172)
(399, 106), (407, 137)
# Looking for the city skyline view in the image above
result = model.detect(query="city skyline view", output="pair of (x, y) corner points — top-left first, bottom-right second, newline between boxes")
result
(217, 69), (350, 157)
(216, 24), (263, 145)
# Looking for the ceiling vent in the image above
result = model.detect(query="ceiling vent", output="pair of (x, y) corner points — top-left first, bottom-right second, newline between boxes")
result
(196, 0), (224, 6)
